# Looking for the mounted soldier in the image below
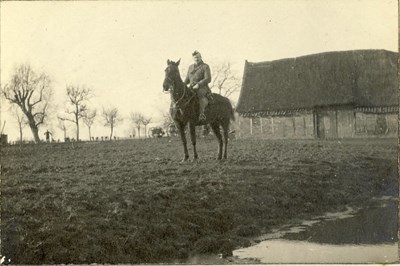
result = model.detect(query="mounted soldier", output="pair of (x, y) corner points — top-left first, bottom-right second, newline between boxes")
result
(163, 59), (234, 161)
(184, 51), (212, 121)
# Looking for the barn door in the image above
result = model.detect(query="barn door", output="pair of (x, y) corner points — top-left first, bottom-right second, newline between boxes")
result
(316, 110), (338, 139)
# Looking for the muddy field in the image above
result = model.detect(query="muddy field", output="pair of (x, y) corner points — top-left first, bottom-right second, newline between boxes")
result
(1, 137), (398, 264)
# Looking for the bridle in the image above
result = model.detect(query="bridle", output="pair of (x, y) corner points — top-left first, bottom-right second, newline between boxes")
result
(164, 65), (196, 114)
(165, 72), (188, 107)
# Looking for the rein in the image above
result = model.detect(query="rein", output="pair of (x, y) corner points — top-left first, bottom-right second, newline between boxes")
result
(173, 82), (187, 106)
(170, 76), (195, 108)
(165, 67), (196, 114)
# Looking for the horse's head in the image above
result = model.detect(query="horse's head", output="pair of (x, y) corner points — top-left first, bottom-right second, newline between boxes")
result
(163, 59), (181, 92)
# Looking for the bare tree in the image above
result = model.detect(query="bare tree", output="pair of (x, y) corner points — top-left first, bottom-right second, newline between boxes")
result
(142, 117), (152, 138)
(1, 64), (52, 143)
(83, 109), (97, 141)
(60, 86), (91, 141)
(102, 107), (122, 140)
(13, 107), (27, 144)
(57, 117), (68, 141)
(130, 112), (144, 138)
(210, 62), (241, 98)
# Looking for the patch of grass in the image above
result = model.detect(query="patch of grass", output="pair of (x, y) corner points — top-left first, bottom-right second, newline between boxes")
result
(1, 138), (397, 263)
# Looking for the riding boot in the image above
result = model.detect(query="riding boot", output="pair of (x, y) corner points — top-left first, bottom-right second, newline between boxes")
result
(199, 97), (208, 121)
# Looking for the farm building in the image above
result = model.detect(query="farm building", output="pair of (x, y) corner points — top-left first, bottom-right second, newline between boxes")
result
(235, 49), (398, 139)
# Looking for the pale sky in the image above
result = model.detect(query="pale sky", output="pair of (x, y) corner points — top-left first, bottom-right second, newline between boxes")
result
(1, 0), (398, 141)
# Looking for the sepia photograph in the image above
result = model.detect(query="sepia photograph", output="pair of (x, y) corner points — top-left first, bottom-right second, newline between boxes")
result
(0, 0), (398, 264)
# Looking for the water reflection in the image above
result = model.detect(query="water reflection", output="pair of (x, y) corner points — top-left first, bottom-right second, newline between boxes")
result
(285, 201), (398, 245)
(233, 198), (398, 263)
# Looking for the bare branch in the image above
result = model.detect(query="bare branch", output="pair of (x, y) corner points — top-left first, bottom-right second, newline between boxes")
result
(61, 85), (93, 140)
(130, 112), (144, 125)
(142, 117), (152, 126)
(210, 61), (241, 98)
(58, 116), (76, 123)
(102, 107), (122, 139)
(83, 109), (97, 128)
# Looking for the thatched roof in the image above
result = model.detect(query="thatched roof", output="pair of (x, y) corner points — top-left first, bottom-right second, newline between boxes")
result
(236, 49), (398, 114)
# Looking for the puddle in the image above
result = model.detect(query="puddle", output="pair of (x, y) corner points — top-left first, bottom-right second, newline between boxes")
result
(234, 240), (397, 263)
(233, 198), (398, 263)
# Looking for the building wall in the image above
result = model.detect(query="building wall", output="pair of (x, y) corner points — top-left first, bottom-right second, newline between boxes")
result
(237, 113), (315, 139)
(354, 113), (398, 137)
(236, 110), (397, 139)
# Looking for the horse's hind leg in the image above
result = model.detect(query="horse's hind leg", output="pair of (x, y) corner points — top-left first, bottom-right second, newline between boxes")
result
(210, 122), (223, 160)
(222, 121), (229, 159)
(189, 122), (198, 160)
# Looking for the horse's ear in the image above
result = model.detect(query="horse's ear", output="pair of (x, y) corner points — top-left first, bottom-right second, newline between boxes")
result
(176, 59), (181, 66)
(167, 59), (171, 65)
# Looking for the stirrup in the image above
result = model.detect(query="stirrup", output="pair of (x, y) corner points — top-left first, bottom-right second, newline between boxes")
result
(199, 113), (206, 121)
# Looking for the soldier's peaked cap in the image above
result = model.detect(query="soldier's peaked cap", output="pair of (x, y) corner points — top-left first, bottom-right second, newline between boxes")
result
(192, 50), (201, 56)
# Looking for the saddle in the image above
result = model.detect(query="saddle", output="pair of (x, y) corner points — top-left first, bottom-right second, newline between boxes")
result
(188, 86), (214, 104)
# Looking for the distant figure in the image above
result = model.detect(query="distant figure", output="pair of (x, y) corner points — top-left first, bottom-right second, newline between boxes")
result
(44, 130), (52, 143)
(101, 136), (104, 141)
(114, 136), (117, 140)
(96, 137), (99, 141)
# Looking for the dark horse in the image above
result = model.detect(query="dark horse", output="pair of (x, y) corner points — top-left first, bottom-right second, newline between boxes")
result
(163, 59), (235, 161)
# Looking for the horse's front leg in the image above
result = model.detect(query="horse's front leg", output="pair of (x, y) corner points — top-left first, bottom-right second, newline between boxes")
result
(177, 122), (189, 162)
(189, 122), (198, 160)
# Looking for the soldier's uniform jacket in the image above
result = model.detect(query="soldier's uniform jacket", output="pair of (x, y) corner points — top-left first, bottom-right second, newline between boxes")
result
(184, 61), (211, 90)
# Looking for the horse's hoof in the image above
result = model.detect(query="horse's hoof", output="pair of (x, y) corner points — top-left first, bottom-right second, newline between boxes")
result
(181, 157), (189, 163)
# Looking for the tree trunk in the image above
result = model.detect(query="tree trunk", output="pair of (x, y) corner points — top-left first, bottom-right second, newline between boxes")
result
(75, 119), (79, 141)
(63, 128), (67, 140)
(75, 106), (80, 141)
(137, 126), (140, 138)
(110, 125), (114, 140)
(144, 125), (147, 138)
(26, 113), (40, 143)
(19, 126), (23, 144)
(88, 126), (92, 141)
(30, 124), (40, 143)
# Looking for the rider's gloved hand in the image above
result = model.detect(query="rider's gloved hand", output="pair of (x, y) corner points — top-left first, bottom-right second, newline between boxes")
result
(193, 84), (199, 90)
